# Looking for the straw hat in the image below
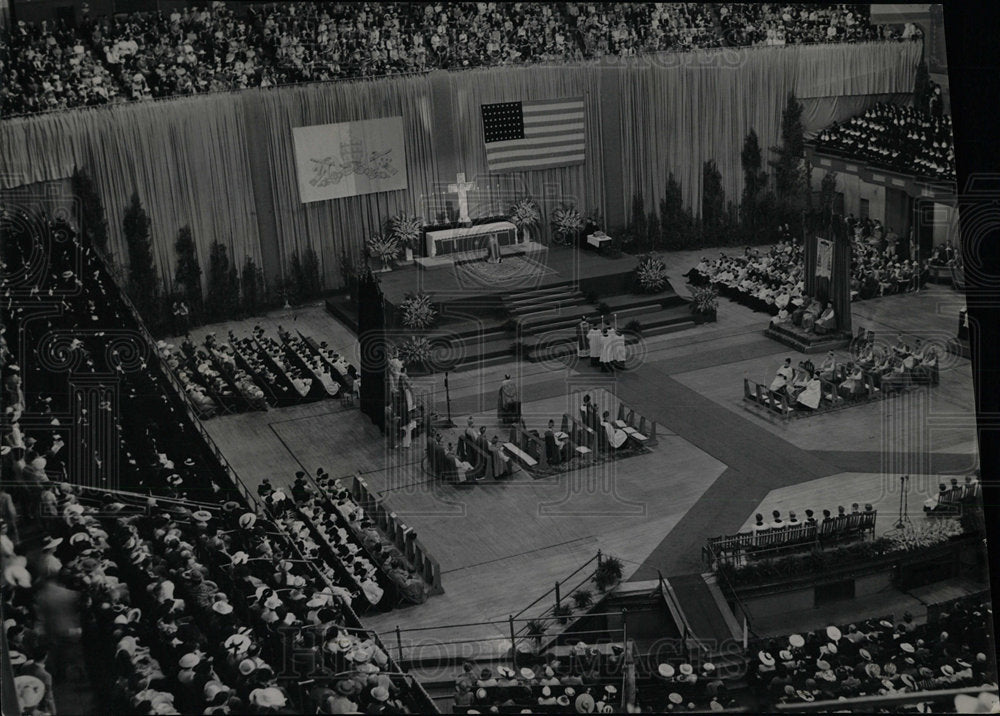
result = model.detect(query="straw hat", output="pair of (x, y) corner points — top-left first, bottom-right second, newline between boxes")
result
(14, 676), (46, 709)
(657, 663), (675, 678)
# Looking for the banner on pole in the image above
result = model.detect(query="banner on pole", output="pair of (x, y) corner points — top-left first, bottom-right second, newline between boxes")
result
(292, 117), (408, 203)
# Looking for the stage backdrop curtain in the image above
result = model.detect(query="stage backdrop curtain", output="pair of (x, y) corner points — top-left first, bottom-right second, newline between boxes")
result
(0, 40), (920, 291)
(441, 65), (607, 244)
(620, 41), (922, 220)
(0, 94), (263, 294)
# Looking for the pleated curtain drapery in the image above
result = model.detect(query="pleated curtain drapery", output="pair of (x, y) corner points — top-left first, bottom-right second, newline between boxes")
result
(0, 40), (921, 293)
(618, 41), (922, 220)
(0, 94), (264, 294)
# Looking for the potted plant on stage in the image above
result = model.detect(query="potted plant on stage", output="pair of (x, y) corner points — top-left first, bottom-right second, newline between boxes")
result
(593, 554), (624, 592)
(551, 204), (585, 247)
(690, 285), (719, 323)
(571, 588), (594, 610)
(367, 233), (400, 272)
(391, 211), (423, 263)
(509, 198), (541, 244)
(399, 293), (437, 331)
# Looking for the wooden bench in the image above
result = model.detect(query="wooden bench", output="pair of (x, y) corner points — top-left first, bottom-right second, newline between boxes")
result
(503, 442), (537, 469)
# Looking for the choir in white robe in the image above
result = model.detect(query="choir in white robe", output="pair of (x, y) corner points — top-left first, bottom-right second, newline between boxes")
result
(587, 327), (603, 364)
(599, 331), (614, 367)
(611, 330), (627, 366)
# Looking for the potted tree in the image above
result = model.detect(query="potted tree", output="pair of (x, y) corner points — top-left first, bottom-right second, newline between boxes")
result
(391, 212), (423, 263)
(367, 233), (400, 272)
(509, 198), (541, 244)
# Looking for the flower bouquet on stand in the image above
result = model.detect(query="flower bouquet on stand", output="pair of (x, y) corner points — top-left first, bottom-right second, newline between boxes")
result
(551, 204), (584, 247)
(366, 233), (400, 272)
(635, 253), (669, 294)
(391, 212), (423, 263)
(509, 198), (541, 244)
(399, 293), (437, 330)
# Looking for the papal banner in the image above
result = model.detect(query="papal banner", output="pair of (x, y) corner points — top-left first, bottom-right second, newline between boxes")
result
(292, 117), (408, 203)
(816, 237), (833, 279)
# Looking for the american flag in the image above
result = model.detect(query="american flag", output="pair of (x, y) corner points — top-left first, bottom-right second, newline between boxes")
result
(481, 97), (586, 172)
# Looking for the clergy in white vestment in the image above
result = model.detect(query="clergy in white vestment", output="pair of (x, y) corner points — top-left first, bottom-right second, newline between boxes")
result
(587, 324), (603, 367)
(770, 358), (794, 394)
(796, 374), (822, 410)
(611, 329), (627, 369)
(599, 327), (614, 371)
(600, 410), (628, 450)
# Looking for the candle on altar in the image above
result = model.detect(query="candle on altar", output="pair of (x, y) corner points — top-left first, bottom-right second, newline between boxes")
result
(614, 313), (618, 330)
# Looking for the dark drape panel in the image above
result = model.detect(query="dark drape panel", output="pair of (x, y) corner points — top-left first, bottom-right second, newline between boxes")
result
(803, 212), (818, 298)
(358, 269), (386, 433)
(832, 215), (852, 335)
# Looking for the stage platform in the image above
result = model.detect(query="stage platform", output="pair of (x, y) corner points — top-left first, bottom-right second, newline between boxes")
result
(377, 243), (639, 306)
(327, 244), (700, 372)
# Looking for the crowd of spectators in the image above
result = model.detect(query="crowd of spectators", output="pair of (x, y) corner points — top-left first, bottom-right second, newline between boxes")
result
(717, 4), (912, 46)
(3, 3), (914, 116)
(749, 596), (996, 707)
(450, 643), (741, 713)
(814, 103), (955, 181)
(1, 203), (430, 714)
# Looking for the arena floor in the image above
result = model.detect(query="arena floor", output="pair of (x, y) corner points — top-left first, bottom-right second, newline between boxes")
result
(190, 252), (979, 661)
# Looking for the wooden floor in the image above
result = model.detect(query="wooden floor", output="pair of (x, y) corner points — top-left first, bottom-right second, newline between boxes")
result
(197, 251), (983, 658)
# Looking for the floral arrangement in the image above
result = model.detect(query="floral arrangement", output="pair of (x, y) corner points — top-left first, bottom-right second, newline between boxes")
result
(584, 207), (604, 230)
(399, 293), (437, 330)
(691, 285), (719, 314)
(884, 519), (963, 552)
(396, 336), (432, 367)
(366, 233), (399, 264)
(635, 253), (668, 293)
(509, 198), (541, 228)
(390, 212), (423, 250)
(551, 204), (584, 239)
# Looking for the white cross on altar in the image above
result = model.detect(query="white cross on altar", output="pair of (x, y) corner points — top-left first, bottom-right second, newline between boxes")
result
(447, 172), (477, 226)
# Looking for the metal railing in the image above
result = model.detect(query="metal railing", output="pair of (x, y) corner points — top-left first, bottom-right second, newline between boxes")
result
(385, 615), (630, 668)
(656, 570), (704, 660)
(773, 685), (998, 712)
